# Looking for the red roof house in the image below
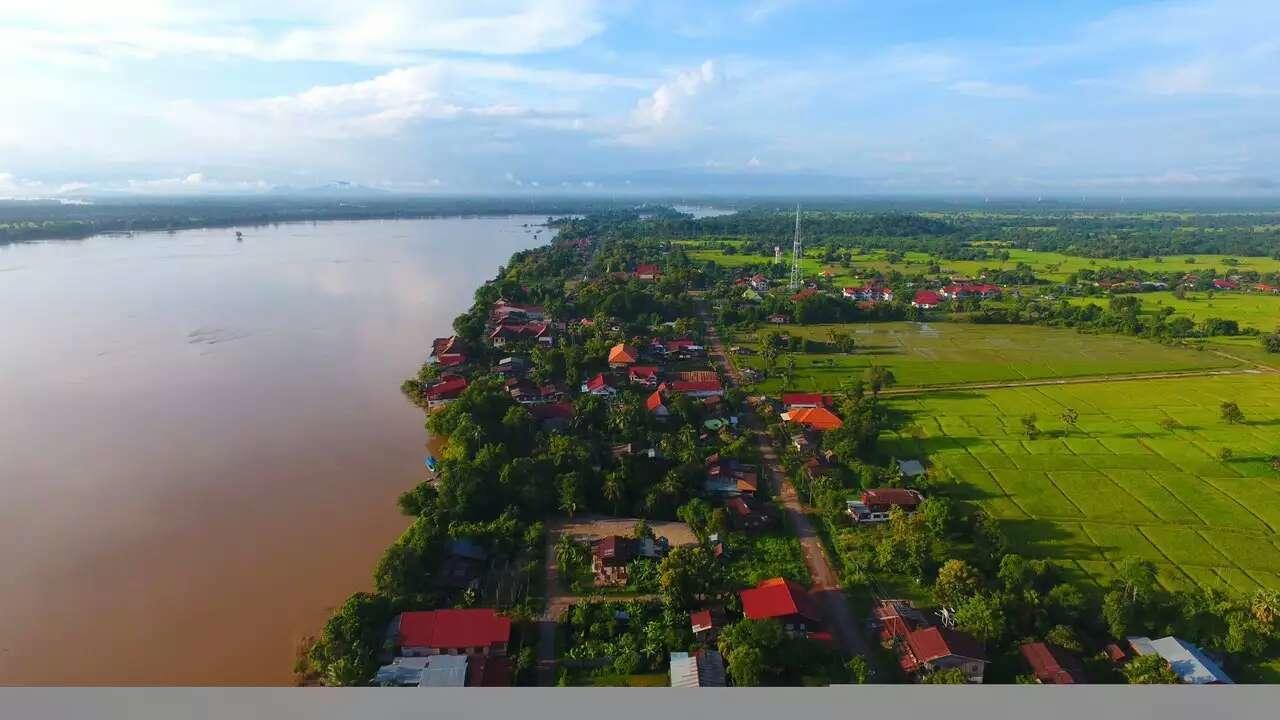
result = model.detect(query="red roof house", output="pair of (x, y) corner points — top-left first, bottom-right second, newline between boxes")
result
(780, 406), (843, 431)
(629, 365), (659, 386)
(1020, 642), (1087, 684)
(899, 627), (987, 682)
(1254, 283), (1280, 295)
(436, 352), (467, 368)
(1212, 278), (1239, 290)
(740, 578), (823, 632)
(583, 373), (616, 396)
(425, 375), (469, 402)
(634, 263), (661, 280)
(645, 389), (670, 416)
(397, 609), (511, 657)
(912, 290), (944, 309)
(608, 343), (640, 367)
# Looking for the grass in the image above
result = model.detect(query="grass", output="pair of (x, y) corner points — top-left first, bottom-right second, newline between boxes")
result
(733, 321), (1240, 393)
(722, 529), (809, 587)
(887, 373), (1280, 595)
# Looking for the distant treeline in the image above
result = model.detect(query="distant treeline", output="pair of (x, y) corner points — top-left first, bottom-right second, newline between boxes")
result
(0, 196), (645, 244)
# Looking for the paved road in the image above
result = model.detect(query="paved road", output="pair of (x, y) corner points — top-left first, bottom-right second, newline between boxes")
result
(704, 317), (871, 660)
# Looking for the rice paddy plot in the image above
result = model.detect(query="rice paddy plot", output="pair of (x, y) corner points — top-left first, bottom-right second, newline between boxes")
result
(892, 374), (1280, 596)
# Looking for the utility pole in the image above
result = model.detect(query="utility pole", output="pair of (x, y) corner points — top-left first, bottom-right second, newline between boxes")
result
(789, 204), (803, 291)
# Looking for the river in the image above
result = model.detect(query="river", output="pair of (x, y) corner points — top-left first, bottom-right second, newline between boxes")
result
(0, 216), (549, 685)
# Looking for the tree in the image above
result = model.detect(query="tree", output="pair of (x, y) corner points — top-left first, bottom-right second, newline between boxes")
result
(865, 365), (896, 396)
(726, 644), (767, 687)
(557, 472), (583, 517)
(934, 559), (984, 608)
(1102, 590), (1135, 639)
(1251, 588), (1280, 626)
(1116, 557), (1158, 603)
(308, 592), (395, 686)
(1263, 332), (1280, 354)
(1220, 401), (1246, 424)
(632, 518), (654, 540)
(1044, 625), (1083, 653)
(920, 497), (955, 540)
(953, 593), (1006, 644)
(602, 470), (626, 515)
(1060, 408), (1079, 430)
(845, 656), (872, 684)
(920, 667), (968, 684)
(1123, 654), (1180, 684)
(1218, 447), (1234, 462)
(658, 545), (722, 611)
(1020, 413), (1039, 439)
(677, 498), (714, 541)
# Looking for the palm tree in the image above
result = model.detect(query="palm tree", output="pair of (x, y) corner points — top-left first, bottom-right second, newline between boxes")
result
(602, 471), (626, 515)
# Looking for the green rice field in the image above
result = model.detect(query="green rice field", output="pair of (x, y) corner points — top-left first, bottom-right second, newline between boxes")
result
(733, 321), (1241, 393)
(1066, 291), (1280, 332)
(882, 374), (1280, 595)
(686, 243), (1280, 285)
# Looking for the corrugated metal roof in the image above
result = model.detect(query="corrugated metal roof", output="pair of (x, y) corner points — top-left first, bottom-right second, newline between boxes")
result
(419, 654), (469, 688)
(1149, 637), (1233, 685)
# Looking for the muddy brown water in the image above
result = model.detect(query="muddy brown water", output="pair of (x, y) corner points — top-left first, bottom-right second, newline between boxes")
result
(0, 217), (548, 684)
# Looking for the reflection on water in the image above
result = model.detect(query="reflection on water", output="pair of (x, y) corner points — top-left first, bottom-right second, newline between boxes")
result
(0, 217), (547, 685)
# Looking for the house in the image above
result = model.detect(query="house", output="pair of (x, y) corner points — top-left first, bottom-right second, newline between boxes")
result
(842, 285), (894, 302)
(897, 459), (926, 479)
(740, 578), (823, 635)
(437, 538), (487, 590)
(897, 627), (988, 683)
(628, 365), (660, 387)
(870, 599), (932, 644)
(393, 608), (511, 657)
(725, 494), (775, 531)
(690, 608), (727, 643)
(646, 389), (671, 417)
(425, 375), (468, 404)
(847, 488), (924, 523)
(781, 393), (834, 409)
(428, 336), (460, 365)
(664, 338), (705, 358)
(1211, 278), (1239, 291)
(1127, 636), (1233, 684)
(912, 290), (944, 309)
(669, 650), (727, 688)
(435, 352), (467, 368)
(492, 356), (528, 376)
(582, 373), (617, 397)
(591, 535), (668, 586)
(373, 654), (508, 687)
(780, 406), (843, 431)
(749, 274), (770, 292)
(529, 402), (574, 430)
(791, 287), (819, 302)
(767, 314), (791, 324)
(634, 263), (661, 281)
(665, 376), (727, 397)
(705, 455), (760, 496)
(491, 300), (546, 323)
(1253, 283), (1280, 295)
(941, 283), (1003, 300)
(489, 322), (553, 348)
(608, 343), (640, 367)
(1020, 642), (1087, 684)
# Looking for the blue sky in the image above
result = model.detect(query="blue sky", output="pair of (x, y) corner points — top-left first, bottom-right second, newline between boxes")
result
(1, 0), (1278, 196)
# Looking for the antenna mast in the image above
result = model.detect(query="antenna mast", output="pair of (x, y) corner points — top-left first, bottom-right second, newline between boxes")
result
(789, 204), (802, 291)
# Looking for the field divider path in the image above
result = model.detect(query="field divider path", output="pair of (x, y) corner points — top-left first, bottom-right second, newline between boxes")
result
(877, 366), (1264, 397)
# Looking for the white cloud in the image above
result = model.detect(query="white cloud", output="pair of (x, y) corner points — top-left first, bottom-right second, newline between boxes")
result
(616, 60), (722, 145)
(948, 80), (1036, 100)
(0, 0), (606, 66)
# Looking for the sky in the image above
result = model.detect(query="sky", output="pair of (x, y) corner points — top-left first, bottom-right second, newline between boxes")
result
(1, 0), (1278, 197)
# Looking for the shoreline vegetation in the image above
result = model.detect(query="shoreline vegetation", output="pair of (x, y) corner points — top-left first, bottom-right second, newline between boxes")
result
(292, 204), (1278, 687)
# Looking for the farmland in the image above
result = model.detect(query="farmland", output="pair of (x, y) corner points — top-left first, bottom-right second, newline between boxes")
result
(686, 242), (1280, 285)
(881, 374), (1280, 595)
(731, 321), (1243, 393)
(1065, 290), (1280, 332)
